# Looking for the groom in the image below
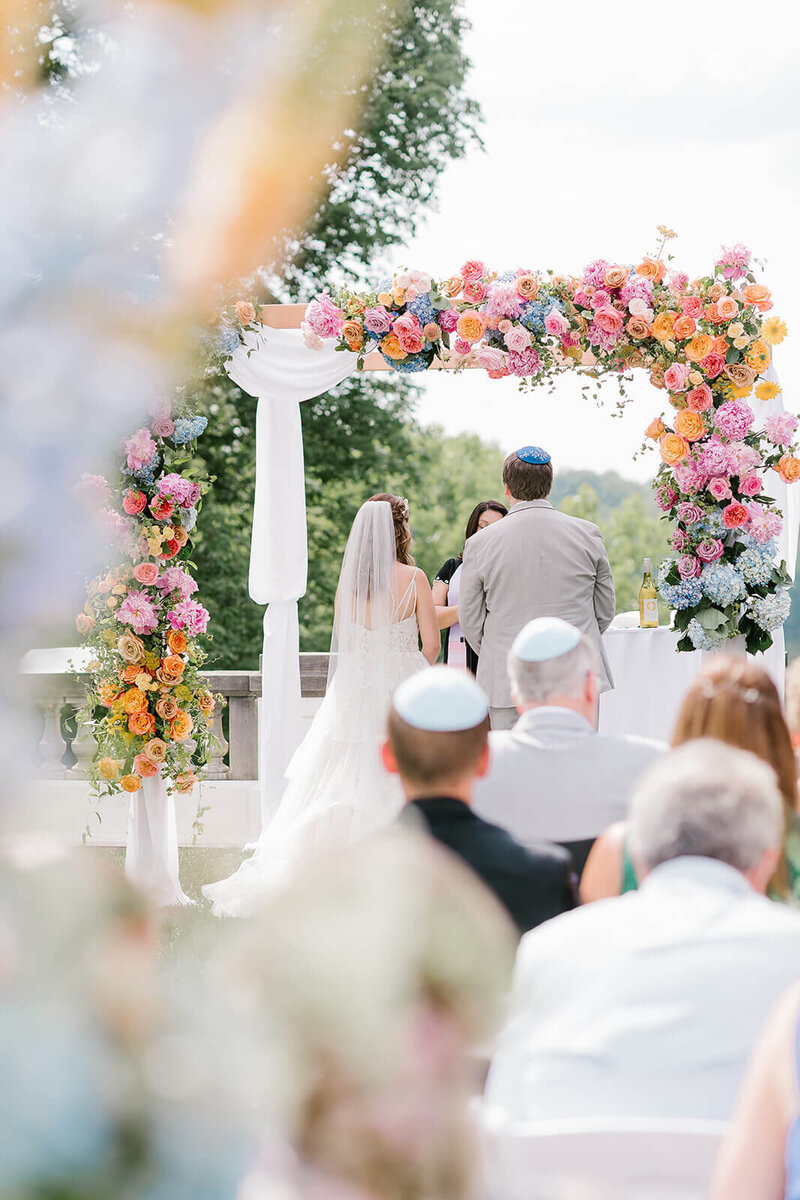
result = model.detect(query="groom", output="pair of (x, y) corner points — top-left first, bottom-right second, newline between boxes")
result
(459, 446), (616, 730)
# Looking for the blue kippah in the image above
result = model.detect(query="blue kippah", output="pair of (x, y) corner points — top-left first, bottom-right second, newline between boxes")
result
(393, 667), (489, 732)
(512, 618), (581, 663)
(515, 445), (551, 465)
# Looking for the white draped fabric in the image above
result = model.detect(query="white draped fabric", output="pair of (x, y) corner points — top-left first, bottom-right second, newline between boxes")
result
(226, 327), (358, 823)
(125, 774), (192, 906)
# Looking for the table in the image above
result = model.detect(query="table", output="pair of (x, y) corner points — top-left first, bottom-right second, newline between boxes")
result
(598, 622), (786, 742)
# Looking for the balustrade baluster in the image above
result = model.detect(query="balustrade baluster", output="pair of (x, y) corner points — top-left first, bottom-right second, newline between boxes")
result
(205, 702), (229, 780)
(38, 699), (68, 777)
(69, 707), (98, 778)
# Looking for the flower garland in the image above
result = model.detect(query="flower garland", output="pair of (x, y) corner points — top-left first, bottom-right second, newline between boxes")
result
(76, 396), (217, 800)
(289, 234), (796, 654)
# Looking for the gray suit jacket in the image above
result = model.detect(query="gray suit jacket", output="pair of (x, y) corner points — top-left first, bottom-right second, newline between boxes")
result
(459, 500), (616, 707)
(473, 708), (665, 844)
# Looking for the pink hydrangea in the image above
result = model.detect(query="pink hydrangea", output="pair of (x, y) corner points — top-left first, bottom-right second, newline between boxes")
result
(157, 567), (198, 600)
(304, 295), (344, 339)
(167, 598), (209, 636)
(673, 461), (707, 493)
(117, 590), (160, 636)
(588, 322), (621, 353)
(506, 348), (543, 377)
(765, 412), (799, 447)
(715, 400), (755, 440)
(582, 259), (611, 288)
(125, 427), (157, 472)
(364, 306), (393, 335)
(748, 507), (783, 544)
(621, 275), (654, 306)
(158, 473), (201, 508)
(677, 502), (704, 525)
(696, 539), (724, 562)
(572, 287), (593, 310)
(485, 285), (523, 321)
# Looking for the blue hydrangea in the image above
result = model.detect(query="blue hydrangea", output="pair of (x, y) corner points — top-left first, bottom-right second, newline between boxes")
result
(740, 534), (777, 559)
(216, 323), (241, 356)
(497, 270), (517, 283)
(182, 506), (198, 532)
(659, 575), (704, 610)
(687, 618), (727, 651)
(737, 546), (774, 588)
(172, 416), (208, 445)
(700, 561), (746, 607)
(749, 589), (791, 631)
(698, 511), (727, 539)
(519, 301), (549, 333)
(385, 351), (435, 373)
(407, 293), (437, 328)
(122, 449), (159, 484)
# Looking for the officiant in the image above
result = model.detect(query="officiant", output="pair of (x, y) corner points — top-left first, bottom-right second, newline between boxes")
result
(459, 446), (616, 730)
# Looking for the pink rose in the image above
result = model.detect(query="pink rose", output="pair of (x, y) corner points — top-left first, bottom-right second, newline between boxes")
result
(739, 474), (763, 497)
(707, 477), (732, 501)
(133, 562), (159, 585)
(122, 489), (148, 516)
(151, 416), (175, 438)
(462, 280), (487, 304)
(475, 347), (508, 373)
(677, 502), (704, 525)
(664, 363), (691, 393)
(686, 384), (713, 413)
(593, 304), (624, 334)
(504, 325), (532, 353)
(678, 555), (702, 579)
(544, 310), (570, 337)
(667, 271), (689, 292)
(393, 313), (424, 354)
(498, 319), (512, 334)
(696, 539), (724, 562)
(671, 530), (687, 551)
(682, 296), (704, 319)
(364, 306), (393, 335)
(460, 260), (486, 282)
(700, 353), (726, 379)
(438, 309), (459, 334)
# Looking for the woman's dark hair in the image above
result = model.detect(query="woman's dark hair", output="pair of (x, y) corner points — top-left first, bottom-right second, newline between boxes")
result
(464, 500), (508, 548)
(368, 494), (414, 565)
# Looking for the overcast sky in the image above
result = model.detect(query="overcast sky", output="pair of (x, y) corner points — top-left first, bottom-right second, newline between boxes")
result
(403, 0), (800, 482)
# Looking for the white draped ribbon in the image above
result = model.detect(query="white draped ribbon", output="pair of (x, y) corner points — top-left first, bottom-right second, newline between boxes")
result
(226, 326), (358, 824)
(125, 773), (192, 906)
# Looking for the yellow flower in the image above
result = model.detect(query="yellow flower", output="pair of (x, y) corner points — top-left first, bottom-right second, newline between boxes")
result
(761, 316), (788, 346)
(731, 383), (754, 399)
(744, 338), (771, 372)
(144, 653), (161, 672)
(97, 757), (120, 781)
(174, 685), (192, 703)
(755, 380), (782, 402)
(377, 291), (394, 307)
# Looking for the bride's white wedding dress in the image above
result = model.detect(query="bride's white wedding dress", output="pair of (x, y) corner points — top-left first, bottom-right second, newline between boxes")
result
(204, 501), (429, 917)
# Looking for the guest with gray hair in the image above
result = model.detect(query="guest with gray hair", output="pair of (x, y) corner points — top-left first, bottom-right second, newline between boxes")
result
(482, 740), (800, 1126)
(473, 617), (664, 875)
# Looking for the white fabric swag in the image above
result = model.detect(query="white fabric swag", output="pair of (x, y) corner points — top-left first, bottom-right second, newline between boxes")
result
(226, 330), (798, 833)
(226, 326), (360, 823)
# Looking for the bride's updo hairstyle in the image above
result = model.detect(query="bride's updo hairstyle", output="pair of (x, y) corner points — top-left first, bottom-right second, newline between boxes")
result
(368, 494), (414, 565)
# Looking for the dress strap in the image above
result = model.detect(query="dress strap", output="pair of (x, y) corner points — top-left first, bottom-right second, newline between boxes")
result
(392, 572), (417, 620)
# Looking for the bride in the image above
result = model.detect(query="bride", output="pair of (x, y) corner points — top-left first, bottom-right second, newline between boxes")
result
(204, 494), (439, 916)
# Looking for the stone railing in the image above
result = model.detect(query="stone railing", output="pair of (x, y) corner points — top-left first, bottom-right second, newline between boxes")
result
(21, 654), (330, 781)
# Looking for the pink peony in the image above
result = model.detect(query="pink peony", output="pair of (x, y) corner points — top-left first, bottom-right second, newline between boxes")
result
(122, 489), (148, 516)
(700, 353), (726, 379)
(664, 363), (691, 393)
(364, 306), (393, 335)
(765, 412), (799, 447)
(621, 275), (654, 306)
(699, 440), (731, 478)
(157, 566), (198, 600)
(304, 295), (344, 339)
(716, 243), (751, 281)
(545, 310), (570, 337)
(460, 260), (486, 282)
(475, 347), (508, 373)
(673, 462), (706, 493)
(727, 442), (761, 476)
(300, 321), (324, 351)
(687, 384), (713, 413)
(506, 348), (543, 377)
(151, 416), (175, 438)
(739, 474), (763, 497)
(707, 477), (733, 501)
(748, 507), (783, 544)
(117, 590), (160, 636)
(168, 598), (209, 636)
(133, 562), (159, 586)
(696, 539), (724, 562)
(485, 285), (523, 321)
(715, 400), (754, 440)
(75, 473), (110, 507)
(593, 304), (624, 334)
(504, 325), (532, 353)
(125, 428), (157, 472)
(678, 555), (702, 579)
(159, 473), (201, 508)
(677, 502), (704, 525)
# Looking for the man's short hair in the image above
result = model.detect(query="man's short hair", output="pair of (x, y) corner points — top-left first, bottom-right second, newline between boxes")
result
(628, 739), (784, 873)
(502, 451), (553, 501)
(508, 632), (598, 706)
(387, 709), (489, 790)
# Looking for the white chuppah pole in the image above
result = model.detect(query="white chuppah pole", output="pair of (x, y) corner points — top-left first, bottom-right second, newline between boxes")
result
(225, 326), (358, 827)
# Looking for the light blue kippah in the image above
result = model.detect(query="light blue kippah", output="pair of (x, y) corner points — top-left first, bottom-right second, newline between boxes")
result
(393, 666), (489, 732)
(515, 445), (551, 465)
(512, 617), (581, 663)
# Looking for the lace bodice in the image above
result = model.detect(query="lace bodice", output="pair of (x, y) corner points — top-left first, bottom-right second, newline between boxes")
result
(348, 613), (420, 656)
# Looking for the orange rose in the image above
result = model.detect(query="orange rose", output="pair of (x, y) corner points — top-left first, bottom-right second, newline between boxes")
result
(442, 276), (463, 298)
(743, 284), (772, 312)
(723, 364), (756, 390)
(133, 753), (159, 778)
(712, 335), (730, 356)
(97, 757), (119, 780)
(144, 737), (168, 763)
(174, 771), (198, 794)
(170, 710), (194, 741)
(377, 291), (394, 307)
(98, 682), (121, 707)
(635, 257), (666, 282)
(166, 630), (188, 654)
(380, 332), (407, 361)
(162, 654), (186, 680)
(235, 300), (256, 324)
(776, 455), (800, 484)
(156, 695), (179, 720)
(120, 774), (141, 793)
(644, 417), (665, 441)
(672, 315), (696, 340)
(342, 320), (363, 351)
(659, 433), (690, 464)
(197, 690), (216, 716)
(674, 409), (706, 442)
(649, 366), (666, 390)
(603, 265), (628, 290)
(717, 295), (739, 320)
(121, 664), (141, 685)
(121, 687), (148, 715)
(422, 322), (442, 341)
(455, 310), (486, 344)
(685, 334), (714, 363)
(744, 339), (771, 372)
(627, 349), (645, 369)
(704, 302), (727, 325)
(651, 310), (677, 342)
(515, 274), (539, 300)
(128, 711), (156, 736)
(626, 316), (650, 339)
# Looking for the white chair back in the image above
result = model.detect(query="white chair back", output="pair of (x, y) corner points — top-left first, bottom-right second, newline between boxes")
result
(480, 1114), (728, 1200)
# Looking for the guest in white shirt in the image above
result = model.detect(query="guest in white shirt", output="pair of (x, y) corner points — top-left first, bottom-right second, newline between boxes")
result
(473, 617), (664, 875)
(483, 740), (800, 1125)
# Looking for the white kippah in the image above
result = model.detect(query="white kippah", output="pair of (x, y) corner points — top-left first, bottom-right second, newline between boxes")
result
(511, 617), (581, 662)
(393, 666), (489, 732)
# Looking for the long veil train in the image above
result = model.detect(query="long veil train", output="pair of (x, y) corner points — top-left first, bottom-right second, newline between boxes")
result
(203, 499), (429, 916)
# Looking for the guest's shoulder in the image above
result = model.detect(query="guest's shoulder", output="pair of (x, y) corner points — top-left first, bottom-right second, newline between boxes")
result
(481, 815), (571, 874)
(599, 732), (668, 759)
(434, 557), (461, 583)
(516, 889), (632, 962)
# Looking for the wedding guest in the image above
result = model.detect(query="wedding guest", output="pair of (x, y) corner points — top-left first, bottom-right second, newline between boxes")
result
(473, 617), (664, 876)
(383, 667), (577, 935)
(483, 741), (800, 1125)
(433, 500), (507, 673)
(459, 446), (615, 730)
(581, 656), (800, 903)
(709, 983), (800, 1200)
